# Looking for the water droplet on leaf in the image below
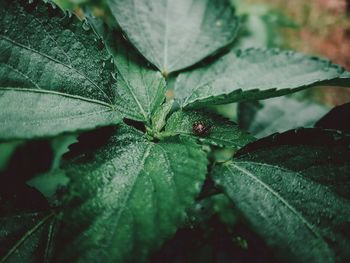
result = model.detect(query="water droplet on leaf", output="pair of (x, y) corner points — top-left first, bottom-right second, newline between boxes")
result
(82, 20), (91, 31)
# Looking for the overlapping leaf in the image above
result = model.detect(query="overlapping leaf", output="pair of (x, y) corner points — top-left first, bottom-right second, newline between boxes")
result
(105, 34), (166, 122)
(316, 102), (350, 133)
(108, 0), (240, 74)
(165, 110), (254, 148)
(0, 184), (59, 263)
(238, 96), (328, 138)
(214, 128), (350, 263)
(175, 49), (350, 108)
(59, 125), (208, 262)
(85, 11), (167, 123)
(0, 0), (121, 140)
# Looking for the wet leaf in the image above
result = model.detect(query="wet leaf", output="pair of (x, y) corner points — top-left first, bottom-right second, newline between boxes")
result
(0, 0), (121, 140)
(106, 34), (166, 122)
(238, 96), (328, 138)
(165, 110), (254, 148)
(86, 12), (167, 122)
(59, 125), (208, 262)
(108, 0), (240, 74)
(0, 184), (59, 263)
(175, 49), (350, 108)
(213, 128), (350, 263)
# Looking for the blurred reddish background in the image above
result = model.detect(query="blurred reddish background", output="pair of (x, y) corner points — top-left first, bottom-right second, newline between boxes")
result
(248, 0), (350, 105)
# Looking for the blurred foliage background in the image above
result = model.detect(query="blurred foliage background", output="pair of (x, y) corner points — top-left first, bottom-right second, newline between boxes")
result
(245, 0), (350, 105)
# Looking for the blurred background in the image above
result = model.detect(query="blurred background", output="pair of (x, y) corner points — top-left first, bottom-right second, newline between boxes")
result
(245, 0), (350, 105)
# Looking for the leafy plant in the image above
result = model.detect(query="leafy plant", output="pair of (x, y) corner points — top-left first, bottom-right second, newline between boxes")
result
(1, 0), (350, 262)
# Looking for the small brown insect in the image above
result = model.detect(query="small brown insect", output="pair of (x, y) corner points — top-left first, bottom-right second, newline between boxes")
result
(192, 121), (211, 136)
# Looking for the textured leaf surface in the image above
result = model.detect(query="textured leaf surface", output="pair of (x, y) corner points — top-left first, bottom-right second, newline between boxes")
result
(0, 1), (121, 140)
(86, 13), (167, 122)
(60, 125), (207, 262)
(0, 211), (58, 263)
(106, 35), (166, 122)
(108, 0), (239, 74)
(151, 99), (174, 133)
(0, 89), (119, 141)
(0, 185), (59, 263)
(175, 49), (350, 108)
(165, 110), (254, 148)
(238, 96), (328, 138)
(214, 128), (350, 263)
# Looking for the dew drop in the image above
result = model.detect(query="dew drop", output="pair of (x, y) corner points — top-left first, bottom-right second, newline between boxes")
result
(82, 20), (91, 31)
(215, 20), (223, 27)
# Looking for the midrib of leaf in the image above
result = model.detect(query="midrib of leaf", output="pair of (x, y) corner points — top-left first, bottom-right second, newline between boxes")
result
(0, 63), (41, 90)
(0, 35), (113, 104)
(182, 78), (218, 106)
(0, 212), (55, 263)
(107, 143), (152, 250)
(227, 162), (325, 241)
(131, 0), (161, 69)
(166, 0), (204, 71)
(157, 143), (178, 194)
(117, 67), (149, 119)
(163, 0), (170, 72)
(139, 68), (153, 117)
(44, 216), (58, 263)
(0, 87), (113, 108)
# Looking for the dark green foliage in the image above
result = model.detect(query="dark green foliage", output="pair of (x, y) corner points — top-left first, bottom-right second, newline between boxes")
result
(0, 0), (121, 140)
(0, 184), (59, 263)
(238, 96), (328, 138)
(165, 110), (254, 148)
(107, 0), (240, 74)
(214, 129), (350, 262)
(59, 125), (207, 262)
(174, 49), (350, 108)
(1, 0), (350, 262)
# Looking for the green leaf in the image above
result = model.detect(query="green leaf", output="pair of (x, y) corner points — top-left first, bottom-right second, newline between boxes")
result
(0, 141), (23, 171)
(0, 185), (59, 263)
(151, 99), (174, 133)
(107, 34), (167, 122)
(164, 110), (254, 148)
(175, 49), (350, 108)
(213, 128), (350, 263)
(0, 1), (121, 140)
(60, 125), (208, 262)
(0, 211), (58, 263)
(107, 0), (240, 74)
(86, 13), (167, 122)
(238, 96), (328, 138)
(0, 89), (120, 141)
(50, 134), (78, 170)
(27, 169), (70, 202)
